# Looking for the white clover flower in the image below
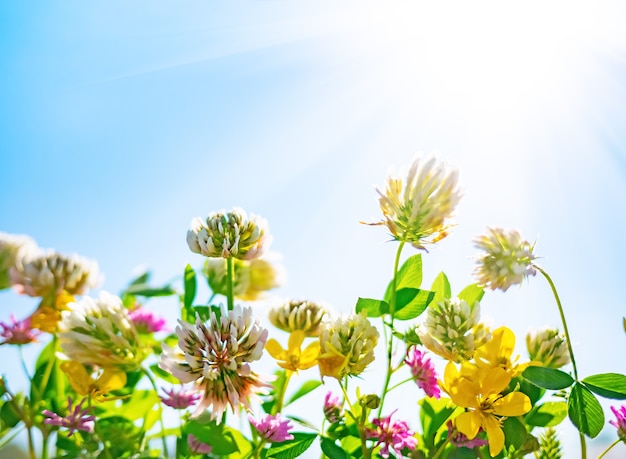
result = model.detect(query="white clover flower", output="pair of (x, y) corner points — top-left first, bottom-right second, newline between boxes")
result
(526, 327), (570, 369)
(159, 305), (270, 421)
(58, 291), (147, 371)
(318, 312), (379, 380)
(10, 249), (101, 298)
(187, 208), (271, 260)
(417, 297), (490, 362)
(204, 253), (285, 301)
(473, 227), (537, 292)
(269, 299), (328, 337)
(373, 154), (462, 250)
(0, 232), (39, 290)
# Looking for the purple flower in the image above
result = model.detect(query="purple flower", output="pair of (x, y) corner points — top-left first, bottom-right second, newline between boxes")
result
(0, 315), (40, 345)
(187, 434), (212, 454)
(128, 307), (168, 334)
(447, 421), (489, 449)
(610, 405), (626, 443)
(366, 411), (417, 458)
(404, 347), (440, 398)
(42, 397), (95, 436)
(248, 413), (294, 443)
(160, 386), (201, 410)
(323, 391), (343, 423)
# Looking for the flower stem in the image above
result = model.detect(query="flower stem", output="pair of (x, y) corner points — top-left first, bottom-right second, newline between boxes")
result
(431, 435), (451, 459)
(596, 439), (620, 459)
(142, 367), (169, 457)
(378, 241), (405, 417)
(339, 380), (371, 459)
(226, 257), (235, 311)
(535, 265), (586, 458)
(272, 370), (292, 415)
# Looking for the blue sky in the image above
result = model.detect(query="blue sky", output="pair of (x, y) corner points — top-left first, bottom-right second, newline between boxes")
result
(2, 1), (626, 457)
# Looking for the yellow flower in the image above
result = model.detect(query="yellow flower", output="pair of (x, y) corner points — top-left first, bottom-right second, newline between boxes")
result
(441, 362), (531, 457)
(474, 326), (529, 377)
(265, 330), (319, 373)
(30, 291), (75, 333)
(60, 361), (126, 402)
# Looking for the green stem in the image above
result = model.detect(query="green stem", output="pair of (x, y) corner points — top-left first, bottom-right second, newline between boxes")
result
(536, 266), (580, 380)
(386, 377), (413, 393)
(38, 337), (58, 398)
(142, 367), (169, 457)
(536, 265), (586, 458)
(378, 241), (405, 417)
(18, 345), (32, 381)
(431, 435), (451, 459)
(272, 370), (292, 415)
(339, 381), (371, 459)
(26, 424), (36, 459)
(226, 257), (235, 311)
(596, 439), (621, 459)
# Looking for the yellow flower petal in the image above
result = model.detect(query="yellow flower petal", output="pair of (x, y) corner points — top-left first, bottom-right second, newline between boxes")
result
(265, 339), (287, 360)
(60, 361), (91, 395)
(288, 330), (305, 352)
(97, 369), (127, 393)
(455, 411), (482, 440)
(493, 391), (531, 417)
(481, 367), (511, 395)
(483, 415), (505, 457)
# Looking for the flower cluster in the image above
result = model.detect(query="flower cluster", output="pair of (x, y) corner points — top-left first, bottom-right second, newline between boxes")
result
(1, 154), (624, 459)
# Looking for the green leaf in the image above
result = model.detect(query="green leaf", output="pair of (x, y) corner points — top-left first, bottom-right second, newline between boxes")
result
(149, 364), (179, 384)
(394, 288), (435, 320)
(568, 383), (604, 438)
(266, 432), (317, 459)
(125, 284), (176, 297)
(384, 254), (423, 302)
(522, 366), (575, 390)
(525, 401), (568, 427)
(582, 373), (626, 400)
(355, 297), (389, 318)
(286, 380), (322, 406)
(419, 397), (456, 449)
(115, 390), (159, 421)
(431, 272), (451, 302)
(183, 264), (197, 310)
(320, 436), (349, 459)
(502, 416), (528, 450)
(457, 283), (484, 306)
(184, 420), (240, 455)
(128, 271), (150, 287)
(0, 402), (21, 428)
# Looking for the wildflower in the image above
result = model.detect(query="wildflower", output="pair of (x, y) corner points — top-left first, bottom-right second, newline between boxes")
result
(160, 387), (201, 410)
(0, 315), (40, 345)
(318, 312), (379, 380)
(58, 291), (147, 371)
(60, 361), (126, 402)
(475, 326), (528, 377)
(366, 410), (418, 458)
(249, 413), (294, 443)
(417, 297), (489, 362)
(265, 330), (320, 373)
(187, 434), (212, 455)
(610, 405), (626, 443)
(204, 254), (285, 301)
(269, 299), (327, 337)
(404, 347), (440, 398)
(0, 232), (38, 290)
(159, 305), (270, 421)
(10, 249), (101, 297)
(370, 154), (462, 250)
(128, 306), (168, 334)
(441, 363), (531, 456)
(323, 391), (343, 423)
(473, 227), (537, 291)
(526, 327), (570, 369)
(447, 421), (489, 449)
(42, 397), (95, 436)
(29, 290), (76, 333)
(187, 208), (271, 260)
